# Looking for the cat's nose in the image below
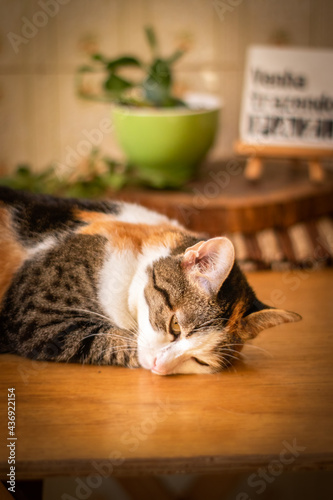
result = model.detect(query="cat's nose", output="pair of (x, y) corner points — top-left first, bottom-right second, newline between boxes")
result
(151, 357), (168, 375)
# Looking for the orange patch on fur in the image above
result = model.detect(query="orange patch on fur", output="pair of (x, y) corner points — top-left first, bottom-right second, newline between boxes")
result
(73, 209), (116, 223)
(226, 300), (247, 353)
(75, 210), (183, 254)
(0, 205), (27, 306)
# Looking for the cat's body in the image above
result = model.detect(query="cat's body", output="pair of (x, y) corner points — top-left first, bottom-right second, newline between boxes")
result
(0, 187), (300, 375)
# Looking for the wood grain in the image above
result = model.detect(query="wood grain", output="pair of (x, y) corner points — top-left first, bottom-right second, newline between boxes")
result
(234, 140), (333, 159)
(112, 161), (333, 234)
(0, 270), (332, 479)
(0, 482), (15, 500)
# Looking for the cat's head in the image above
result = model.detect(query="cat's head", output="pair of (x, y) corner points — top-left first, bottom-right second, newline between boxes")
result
(137, 237), (301, 375)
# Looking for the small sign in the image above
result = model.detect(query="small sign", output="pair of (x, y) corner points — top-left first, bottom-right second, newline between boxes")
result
(240, 46), (333, 148)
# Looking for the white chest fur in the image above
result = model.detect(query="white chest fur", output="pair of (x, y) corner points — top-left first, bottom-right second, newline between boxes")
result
(98, 248), (138, 331)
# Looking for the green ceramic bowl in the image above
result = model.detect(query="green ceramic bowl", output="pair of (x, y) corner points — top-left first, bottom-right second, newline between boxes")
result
(111, 93), (221, 188)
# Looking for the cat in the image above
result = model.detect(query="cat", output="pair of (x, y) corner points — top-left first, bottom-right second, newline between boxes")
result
(0, 186), (301, 375)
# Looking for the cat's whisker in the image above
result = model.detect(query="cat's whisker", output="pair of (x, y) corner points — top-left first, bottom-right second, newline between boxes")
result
(100, 346), (138, 356)
(243, 343), (273, 357)
(214, 351), (238, 363)
(95, 330), (147, 349)
(97, 346), (138, 361)
(58, 306), (142, 340)
(112, 315), (144, 340)
(238, 352), (248, 361)
(220, 342), (246, 348)
(221, 341), (273, 358)
(219, 351), (241, 363)
(80, 331), (138, 346)
(228, 347), (248, 360)
(59, 306), (113, 324)
(217, 345), (240, 354)
(218, 359), (230, 371)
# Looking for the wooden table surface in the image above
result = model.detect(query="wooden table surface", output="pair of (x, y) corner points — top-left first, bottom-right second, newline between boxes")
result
(0, 269), (332, 480)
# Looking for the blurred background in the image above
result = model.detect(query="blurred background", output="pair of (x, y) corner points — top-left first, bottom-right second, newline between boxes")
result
(1, 0), (333, 175)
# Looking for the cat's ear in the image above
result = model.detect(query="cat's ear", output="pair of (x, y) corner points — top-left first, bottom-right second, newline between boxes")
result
(241, 307), (302, 339)
(182, 237), (235, 295)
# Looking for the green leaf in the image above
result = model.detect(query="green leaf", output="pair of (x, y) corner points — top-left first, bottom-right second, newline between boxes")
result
(151, 59), (172, 85)
(0, 164), (58, 194)
(167, 49), (186, 65)
(77, 64), (95, 73)
(103, 73), (135, 93)
(143, 59), (172, 105)
(76, 27), (186, 109)
(102, 172), (127, 190)
(106, 56), (142, 70)
(161, 96), (187, 108)
(16, 165), (31, 177)
(91, 53), (108, 64)
(145, 26), (158, 55)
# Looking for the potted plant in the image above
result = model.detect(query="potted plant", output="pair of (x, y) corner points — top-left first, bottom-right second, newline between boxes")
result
(77, 27), (221, 188)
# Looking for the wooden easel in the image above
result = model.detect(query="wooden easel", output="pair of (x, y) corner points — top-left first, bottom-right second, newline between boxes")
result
(234, 140), (333, 183)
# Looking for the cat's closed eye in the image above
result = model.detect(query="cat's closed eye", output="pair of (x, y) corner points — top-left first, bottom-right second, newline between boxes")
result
(192, 357), (210, 367)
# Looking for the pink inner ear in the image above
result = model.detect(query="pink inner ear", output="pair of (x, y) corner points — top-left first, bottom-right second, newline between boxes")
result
(182, 237), (235, 295)
(182, 241), (206, 269)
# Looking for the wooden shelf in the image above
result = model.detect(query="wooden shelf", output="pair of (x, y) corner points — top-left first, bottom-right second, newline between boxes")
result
(113, 160), (333, 235)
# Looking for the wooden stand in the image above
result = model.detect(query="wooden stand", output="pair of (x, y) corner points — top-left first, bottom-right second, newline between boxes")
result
(234, 140), (333, 183)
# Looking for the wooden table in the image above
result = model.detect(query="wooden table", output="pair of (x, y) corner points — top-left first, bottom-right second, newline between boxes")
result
(1, 270), (333, 498)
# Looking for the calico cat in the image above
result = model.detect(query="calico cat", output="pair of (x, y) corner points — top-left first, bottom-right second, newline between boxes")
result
(0, 186), (301, 375)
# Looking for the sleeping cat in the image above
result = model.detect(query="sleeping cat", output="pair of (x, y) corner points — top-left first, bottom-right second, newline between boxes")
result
(0, 186), (300, 375)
